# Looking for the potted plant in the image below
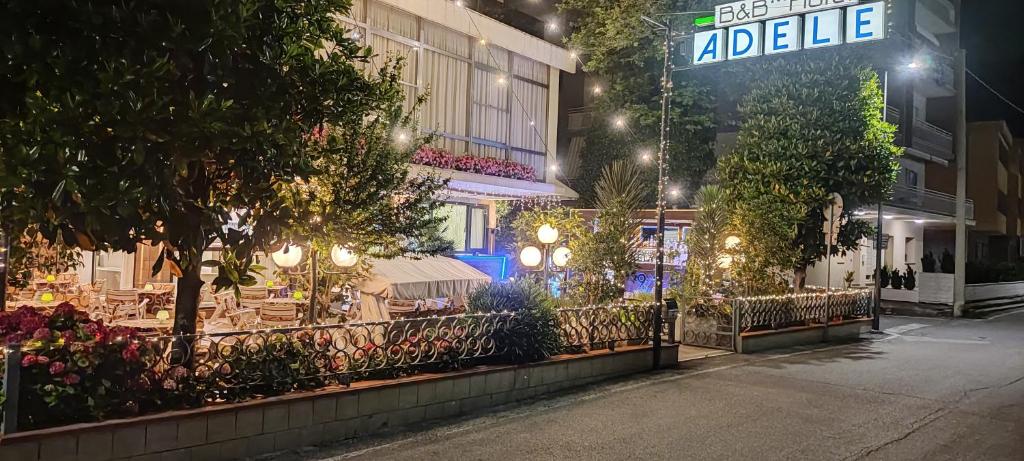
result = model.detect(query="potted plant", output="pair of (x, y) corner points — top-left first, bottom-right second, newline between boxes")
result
(940, 249), (955, 274)
(843, 270), (855, 289)
(921, 252), (937, 273)
(879, 265), (891, 288)
(890, 268), (904, 290)
(904, 267), (917, 290)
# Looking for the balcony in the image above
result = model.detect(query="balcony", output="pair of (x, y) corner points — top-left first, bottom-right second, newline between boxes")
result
(916, 0), (956, 39)
(567, 107), (594, 132)
(887, 184), (974, 220)
(910, 119), (954, 161)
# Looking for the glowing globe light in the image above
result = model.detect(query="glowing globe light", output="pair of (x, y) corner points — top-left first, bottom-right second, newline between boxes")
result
(537, 224), (559, 245)
(519, 246), (543, 267)
(552, 246), (571, 267)
(330, 245), (360, 268)
(725, 236), (741, 249)
(271, 244), (303, 268)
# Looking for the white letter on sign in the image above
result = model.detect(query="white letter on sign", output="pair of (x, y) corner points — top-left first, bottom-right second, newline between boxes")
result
(845, 2), (886, 43)
(693, 29), (727, 65)
(765, 16), (802, 55)
(804, 9), (844, 49)
(728, 23), (763, 60)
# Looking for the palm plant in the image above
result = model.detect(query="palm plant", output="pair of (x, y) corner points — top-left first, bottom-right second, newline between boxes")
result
(682, 185), (731, 298)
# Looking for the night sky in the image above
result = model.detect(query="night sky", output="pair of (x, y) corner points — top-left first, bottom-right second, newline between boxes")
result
(963, 0), (1024, 135)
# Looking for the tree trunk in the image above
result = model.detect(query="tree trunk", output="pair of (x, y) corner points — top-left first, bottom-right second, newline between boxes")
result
(173, 262), (204, 337)
(793, 265), (807, 292)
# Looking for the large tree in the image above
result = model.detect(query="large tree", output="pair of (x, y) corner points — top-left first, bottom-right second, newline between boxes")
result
(558, 0), (718, 206)
(719, 54), (902, 290)
(0, 0), (446, 334)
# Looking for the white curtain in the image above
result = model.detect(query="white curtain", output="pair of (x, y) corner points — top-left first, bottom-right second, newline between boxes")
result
(509, 79), (547, 153)
(438, 204), (467, 251)
(367, 1), (418, 39)
(471, 67), (509, 155)
(422, 50), (469, 150)
(512, 55), (548, 85)
(348, 0), (366, 21)
(369, 34), (418, 112)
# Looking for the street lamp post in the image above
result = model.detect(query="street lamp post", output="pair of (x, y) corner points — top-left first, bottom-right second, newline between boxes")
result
(520, 224), (569, 295)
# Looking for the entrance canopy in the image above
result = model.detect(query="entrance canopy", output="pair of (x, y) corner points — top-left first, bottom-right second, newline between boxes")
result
(355, 256), (491, 322)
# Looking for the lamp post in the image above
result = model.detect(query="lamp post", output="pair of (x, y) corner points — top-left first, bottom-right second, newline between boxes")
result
(520, 223), (570, 294)
(271, 242), (359, 325)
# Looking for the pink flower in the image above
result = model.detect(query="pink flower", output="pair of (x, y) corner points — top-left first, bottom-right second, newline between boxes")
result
(49, 361), (66, 375)
(36, 355), (50, 365)
(63, 373), (81, 385)
(32, 327), (52, 340)
(21, 354), (37, 367)
(162, 379), (178, 391)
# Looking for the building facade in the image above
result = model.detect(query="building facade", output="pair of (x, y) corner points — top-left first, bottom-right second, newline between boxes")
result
(80, 0), (578, 291)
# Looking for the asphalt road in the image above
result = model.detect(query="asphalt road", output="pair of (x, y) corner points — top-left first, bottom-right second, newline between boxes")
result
(287, 311), (1024, 461)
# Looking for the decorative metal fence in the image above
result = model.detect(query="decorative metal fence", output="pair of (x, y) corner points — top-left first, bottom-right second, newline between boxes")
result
(736, 289), (873, 331)
(557, 304), (654, 350)
(679, 298), (736, 351)
(678, 290), (873, 351)
(1, 304), (656, 433)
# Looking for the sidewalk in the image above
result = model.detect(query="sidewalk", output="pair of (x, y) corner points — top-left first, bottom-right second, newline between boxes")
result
(881, 300), (952, 318)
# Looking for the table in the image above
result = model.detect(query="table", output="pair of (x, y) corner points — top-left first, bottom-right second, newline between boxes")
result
(138, 287), (175, 310)
(114, 319), (174, 332)
(18, 300), (64, 310)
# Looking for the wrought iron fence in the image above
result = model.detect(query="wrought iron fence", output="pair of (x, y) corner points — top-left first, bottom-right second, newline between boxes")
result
(557, 304), (654, 350)
(736, 289), (872, 331)
(1, 305), (657, 433)
(150, 313), (516, 401)
(679, 298), (736, 351)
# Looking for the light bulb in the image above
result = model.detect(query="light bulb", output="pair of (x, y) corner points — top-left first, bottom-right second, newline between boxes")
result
(520, 246), (543, 267)
(552, 247), (571, 267)
(537, 224), (559, 244)
(271, 244), (303, 268)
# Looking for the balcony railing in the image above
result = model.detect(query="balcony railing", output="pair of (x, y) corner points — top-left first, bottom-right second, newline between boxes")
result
(911, 119), (954, 161)
(887, 184), (974, 220)
(567, 107), (594, 132)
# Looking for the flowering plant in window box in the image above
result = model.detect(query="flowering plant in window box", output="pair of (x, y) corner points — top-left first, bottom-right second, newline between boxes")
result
(413, 146), (538, 182)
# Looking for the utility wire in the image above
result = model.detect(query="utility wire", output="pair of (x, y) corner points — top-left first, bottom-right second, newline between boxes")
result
(966, 68), (1024, 117)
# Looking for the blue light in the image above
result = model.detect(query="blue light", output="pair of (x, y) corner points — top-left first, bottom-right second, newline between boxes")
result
(452, 254), (508, 281)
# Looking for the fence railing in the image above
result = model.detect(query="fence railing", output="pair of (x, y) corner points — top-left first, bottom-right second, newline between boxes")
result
(736, 289), (872, 331)
(1, 304), (655, 434)
(679, 290), (872, 351)
(558, 304), (654, 350)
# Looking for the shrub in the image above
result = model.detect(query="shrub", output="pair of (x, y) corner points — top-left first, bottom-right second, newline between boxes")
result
(921, 252), (937, 273)
(0, 304), (160, 429)
(904, 267), (917, 290)
(890, 269), (904, 290)
(940, 249), (955, 274)
(467, 280), (562, 363)
(879, 265), (891, 288)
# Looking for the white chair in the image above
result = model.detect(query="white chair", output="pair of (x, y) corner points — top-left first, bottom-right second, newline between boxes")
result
(260, 300), (299, 328)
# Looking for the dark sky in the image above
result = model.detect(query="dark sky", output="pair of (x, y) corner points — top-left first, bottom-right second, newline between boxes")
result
(962, 0), (1024, 136)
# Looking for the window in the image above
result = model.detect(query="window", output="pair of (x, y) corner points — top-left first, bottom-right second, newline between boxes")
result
(438, 203), (489, 253)
(903, 168), (919, 187)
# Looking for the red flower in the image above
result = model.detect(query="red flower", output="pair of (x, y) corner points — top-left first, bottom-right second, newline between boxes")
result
(21, 354), (37, 367)
(63, 373), (81, 385)
(36, 354), (50, 365)
(32, 328), (52, 340)
(49, 361), (66, 375)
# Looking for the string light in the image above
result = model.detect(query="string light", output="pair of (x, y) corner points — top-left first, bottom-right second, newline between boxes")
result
(613, 116), (626, 129)
(479, 38), (487, 46)
(497, 74), (508, 85)
(592, 85), (603, 95)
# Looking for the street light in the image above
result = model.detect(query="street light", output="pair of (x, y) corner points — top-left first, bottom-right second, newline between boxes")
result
(520, 224), (569, 294)
(271, 244), (303, 268)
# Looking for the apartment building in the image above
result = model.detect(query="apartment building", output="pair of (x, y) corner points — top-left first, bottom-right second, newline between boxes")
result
(946, 121), (1023, 262)
(806, 0), (973, 300)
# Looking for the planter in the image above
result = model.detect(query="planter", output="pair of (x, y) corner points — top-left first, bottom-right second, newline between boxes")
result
(882, 287), (919, 303)
(966, 281), (1024, 302)
(919, 273), (954, 305)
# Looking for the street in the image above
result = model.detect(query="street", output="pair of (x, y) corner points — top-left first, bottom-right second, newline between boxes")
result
(288, 312), (1024, 461)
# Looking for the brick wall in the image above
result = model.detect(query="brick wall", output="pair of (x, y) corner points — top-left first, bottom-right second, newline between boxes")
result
(0, 344), (676, 461)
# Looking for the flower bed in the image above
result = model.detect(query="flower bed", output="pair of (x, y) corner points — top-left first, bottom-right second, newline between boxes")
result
(412, 146), (537, 182)
(1, 302), (654, 431)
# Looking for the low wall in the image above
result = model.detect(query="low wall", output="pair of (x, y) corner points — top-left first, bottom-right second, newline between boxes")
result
(0, 345), (677, 461)
(919, 273), (954, 305)
(737, 319), (870, 354)
(881, 287), (918, 303)
(966, 281), (1024, 302)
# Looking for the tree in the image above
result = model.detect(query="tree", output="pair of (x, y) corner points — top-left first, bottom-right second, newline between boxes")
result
(559, 0), (718, 206)
(564, 160), (647, 304)
(681, 185), (731, 298)
(719, 54), (902, 290)
(0, 0), (446, 334)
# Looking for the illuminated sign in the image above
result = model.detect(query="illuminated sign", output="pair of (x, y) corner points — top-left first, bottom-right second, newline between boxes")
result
(715, 0), (860, 28)
(694, 2), (885, 65)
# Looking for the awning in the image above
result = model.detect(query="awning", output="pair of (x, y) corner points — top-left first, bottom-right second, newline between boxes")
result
(358, 256), (492, 301)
